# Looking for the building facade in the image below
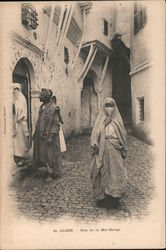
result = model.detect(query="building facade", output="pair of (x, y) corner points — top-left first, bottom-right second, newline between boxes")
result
(8, 1), (115, 149)
(129, 1), (163, 144)
(6, 0), (163, 152)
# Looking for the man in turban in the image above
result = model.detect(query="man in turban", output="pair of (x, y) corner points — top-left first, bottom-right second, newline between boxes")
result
(33, 88), (62, 181)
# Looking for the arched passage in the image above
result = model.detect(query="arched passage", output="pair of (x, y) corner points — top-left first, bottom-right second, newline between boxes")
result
(12, 57), (35, 147)
(111, 35), (132, 126)
(81, 70), (98, 130)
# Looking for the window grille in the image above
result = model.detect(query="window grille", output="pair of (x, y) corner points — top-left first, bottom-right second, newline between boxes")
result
(64, 47), (69, 64)
(103, 19), (108, 36)
(138, 97), (144, 121)
(21, 3), (38, 30)
(134, 3), (147, 34)
(64, 47), (69, 76)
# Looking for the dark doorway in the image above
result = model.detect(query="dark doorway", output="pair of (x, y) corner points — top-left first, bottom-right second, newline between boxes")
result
(81, 76), (98, 130)
(111, 35), (132, 126)
(12, 58), (32, 147)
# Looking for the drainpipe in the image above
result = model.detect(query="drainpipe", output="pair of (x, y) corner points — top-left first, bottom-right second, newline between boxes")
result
(57, 2), (76, 55)
(44, 5), (55, 60)
(72, 8), (86, 69)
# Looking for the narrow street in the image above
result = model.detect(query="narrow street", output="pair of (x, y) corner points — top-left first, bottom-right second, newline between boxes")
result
(10, 133), (154, 223)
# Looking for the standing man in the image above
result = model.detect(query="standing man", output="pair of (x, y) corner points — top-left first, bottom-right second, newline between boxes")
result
(33, 88), (62, 181)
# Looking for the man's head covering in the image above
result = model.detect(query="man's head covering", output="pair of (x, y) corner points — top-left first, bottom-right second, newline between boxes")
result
(91, 97), (127, 150)
(41, 88), (53, 100)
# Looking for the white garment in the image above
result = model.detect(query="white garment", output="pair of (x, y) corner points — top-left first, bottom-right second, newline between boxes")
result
(105, 123), (118, 138)
(59, 126), (66, 152)
(13, 83), (29, 157)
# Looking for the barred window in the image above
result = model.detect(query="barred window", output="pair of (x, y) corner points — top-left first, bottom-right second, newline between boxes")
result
(64, 47), (69, 64)
(137, 97), (144, 121)
(103, 19), (108, 36)
(134, 3), (147, 34)
(21, 3), (38, 30)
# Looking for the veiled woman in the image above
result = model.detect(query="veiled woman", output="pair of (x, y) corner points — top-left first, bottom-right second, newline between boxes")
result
(13, 83), (29, 166)
(90, 97), (128, 209)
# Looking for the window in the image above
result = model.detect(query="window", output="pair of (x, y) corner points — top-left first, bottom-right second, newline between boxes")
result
(134, 3), (147, 34)
(43, 6), (61, 25)
(137, 97), (144, 122)
(61, 7), (67, 31)
(21, 3), (38, 30)
(64, 47), (69, 64)
(64, 47), (69, 76)
(67, 17), (82, 45)
(103, 19), (108, 36)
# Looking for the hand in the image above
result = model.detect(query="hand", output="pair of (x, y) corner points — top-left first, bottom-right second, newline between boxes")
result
(94, 145), (99, 154)
(91, 144), (99, 154)
(48, 134), (54, 143)
(121, 149), (126, 159)
(96, 167), (101, 175)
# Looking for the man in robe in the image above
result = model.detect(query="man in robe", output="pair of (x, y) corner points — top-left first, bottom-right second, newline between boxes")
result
(33, 88), (62, 181)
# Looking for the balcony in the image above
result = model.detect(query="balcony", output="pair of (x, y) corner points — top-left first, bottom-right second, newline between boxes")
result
(80, 40), (112, 63)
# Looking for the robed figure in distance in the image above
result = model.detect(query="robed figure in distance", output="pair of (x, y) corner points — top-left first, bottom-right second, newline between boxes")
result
(13, 83), (29, 166)
(90, 97), (128, 209)
(33, 88), (62, 181)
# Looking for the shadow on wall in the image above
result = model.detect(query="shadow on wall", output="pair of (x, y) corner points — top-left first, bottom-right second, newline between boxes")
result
(132, 121), (153, 145)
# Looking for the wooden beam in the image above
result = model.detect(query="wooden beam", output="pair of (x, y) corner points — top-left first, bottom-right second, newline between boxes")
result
(99, 55), (110, 87)
(81, 47), (98, 81)
(44, 5), (55, 59)
(72, 8), (86, 69)
(55, 5), (65, 46)
(57, 3), (71, 53)
(78, 44), (94, 81)
(57, 2), (76, 55)
(97, 55), (110, 111)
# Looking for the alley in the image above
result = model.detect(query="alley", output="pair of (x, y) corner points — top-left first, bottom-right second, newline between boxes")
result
(10, 134), (154, 223)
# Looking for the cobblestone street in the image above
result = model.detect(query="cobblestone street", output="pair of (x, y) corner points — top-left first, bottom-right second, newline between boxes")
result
(10, 133), (154, 223)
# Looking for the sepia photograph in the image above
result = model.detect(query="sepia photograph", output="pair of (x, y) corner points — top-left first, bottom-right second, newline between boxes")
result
(0, 0), (165, 249)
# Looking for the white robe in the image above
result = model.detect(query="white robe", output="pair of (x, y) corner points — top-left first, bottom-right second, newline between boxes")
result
(13, 90), (29, 158)
(59, 126), (66, 152)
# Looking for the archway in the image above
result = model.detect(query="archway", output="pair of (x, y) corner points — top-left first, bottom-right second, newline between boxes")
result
(81, 72), (98, 130)
(111, 35), (132, 126)
(12, 57), (34, 147)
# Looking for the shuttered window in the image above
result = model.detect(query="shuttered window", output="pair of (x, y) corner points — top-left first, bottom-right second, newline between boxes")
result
(103, 19), (108, 36)
(137, 97), (144, 121)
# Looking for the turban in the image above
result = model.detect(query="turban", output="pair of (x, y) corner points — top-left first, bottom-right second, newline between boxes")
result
(41, 88), (53, 99)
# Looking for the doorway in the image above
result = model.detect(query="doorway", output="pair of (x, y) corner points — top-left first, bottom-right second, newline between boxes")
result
(12, 58), (33, 147)
(111, 37), (132, 126)
(81, 76), (98, 130)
